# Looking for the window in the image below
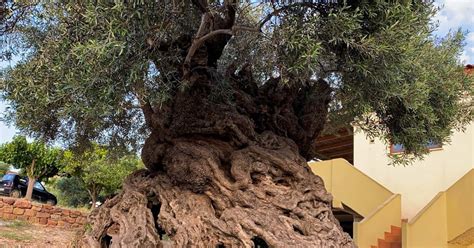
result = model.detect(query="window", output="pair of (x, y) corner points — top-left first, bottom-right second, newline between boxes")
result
(390, 144), (405, 154)
(390, 141), (442, 154)
(425, 140), (442, 150)
(1, 174), (16, 181)
(33, 182), (45, 191)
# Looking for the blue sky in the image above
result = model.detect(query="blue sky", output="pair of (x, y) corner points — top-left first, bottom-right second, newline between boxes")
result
(1, 1), (473, 145)
(433, 0), (474, 63)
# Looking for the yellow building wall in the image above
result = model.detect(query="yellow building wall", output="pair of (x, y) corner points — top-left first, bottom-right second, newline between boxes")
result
(310, 159), (400, 248)
(405, 192), (449, 248)
(354, 194), (401, 248)
(309, 159), (393, 217)
(353, 122), (474, 220)
(446, 170), (474, 243)
(404, 170), (473, 248)
(311, 160), (473, 248)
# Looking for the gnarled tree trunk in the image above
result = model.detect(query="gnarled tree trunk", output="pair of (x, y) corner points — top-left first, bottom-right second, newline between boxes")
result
(83, 68), (353, 247)
(83, 2), (354, 247)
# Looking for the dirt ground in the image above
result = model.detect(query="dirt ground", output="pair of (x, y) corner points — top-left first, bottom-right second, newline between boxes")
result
(0, 220), (81, 248)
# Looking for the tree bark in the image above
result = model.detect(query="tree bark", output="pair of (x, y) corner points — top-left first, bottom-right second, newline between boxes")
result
(88, 185), (99, 210)
(83, 5), (354, 246)
(25, 176), (35, 201)
(25, 160), (36, 201)
(83, 65), (354, 247)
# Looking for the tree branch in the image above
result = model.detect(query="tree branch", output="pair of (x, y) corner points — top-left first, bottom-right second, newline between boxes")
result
(191, 0), (209, 13)
(258, 2), (336, 31)
(183, 26), (258, 78)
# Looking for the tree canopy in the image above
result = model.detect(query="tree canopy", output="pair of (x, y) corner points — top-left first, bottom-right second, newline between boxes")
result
(0, 136), (63, 179)
(0, 135), (63, 199)
(62, 144), (143, 208)
(51, 176), (91, 208)
(0, 162), (10, 175)
(2, 1), (472, 246)
(1, 1), (471, 164)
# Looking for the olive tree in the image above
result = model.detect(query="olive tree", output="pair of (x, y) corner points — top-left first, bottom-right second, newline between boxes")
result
(1, 0), (472, 247)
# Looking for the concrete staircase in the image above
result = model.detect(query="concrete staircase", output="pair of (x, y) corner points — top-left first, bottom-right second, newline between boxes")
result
(371, 226), (401, 248)
(309, 159), (401, 248)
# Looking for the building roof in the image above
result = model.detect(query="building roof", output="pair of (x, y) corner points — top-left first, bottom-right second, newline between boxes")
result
(465, 64), (473, 75)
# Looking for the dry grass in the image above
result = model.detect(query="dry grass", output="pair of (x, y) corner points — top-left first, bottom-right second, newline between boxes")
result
(0, 220), (79, 247)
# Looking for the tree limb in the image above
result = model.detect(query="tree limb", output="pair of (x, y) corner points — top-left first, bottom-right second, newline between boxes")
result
(183, 26), (258, 77)
(258, 2), (336, 31)
(191, 0), (209, 13)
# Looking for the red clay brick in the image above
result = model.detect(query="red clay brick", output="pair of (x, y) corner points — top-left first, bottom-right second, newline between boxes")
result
(2, 198), (15, 205)
(36, 212), (50, 218)
(24, 209), (36, 217)
(32, 205), (42, 211)
(12, 207), (25, 215)
(4, 213), (15, 220)
(3, 205), (13, 214)
(13, 199), (32, 209)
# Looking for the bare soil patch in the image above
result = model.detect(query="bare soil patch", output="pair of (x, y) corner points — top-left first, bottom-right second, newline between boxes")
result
(0, 220), (81, 248)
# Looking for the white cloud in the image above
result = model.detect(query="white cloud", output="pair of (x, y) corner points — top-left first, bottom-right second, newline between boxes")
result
(467, 32), (474, 43)
(433, 0), (474, 34)
(460, 51), (471, 64)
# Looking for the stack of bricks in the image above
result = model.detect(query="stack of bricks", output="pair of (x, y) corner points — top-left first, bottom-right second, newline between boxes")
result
(0, 196), (88, 228)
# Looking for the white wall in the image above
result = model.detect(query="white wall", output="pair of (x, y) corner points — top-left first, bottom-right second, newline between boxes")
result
(353, 122), (474, 220)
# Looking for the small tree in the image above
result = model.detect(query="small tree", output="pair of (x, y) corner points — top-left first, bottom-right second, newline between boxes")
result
(63, 145), (142, 209)
(0, 162), (11, 175)
(0, 136), (63, 200)
(52, 176), (90, 207)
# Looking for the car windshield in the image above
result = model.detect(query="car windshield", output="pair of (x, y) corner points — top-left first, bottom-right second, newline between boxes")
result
(1, 174), (16, 181)
(34, 181), (45, 191)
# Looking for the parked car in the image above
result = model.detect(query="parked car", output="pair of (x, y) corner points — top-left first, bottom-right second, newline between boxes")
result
(0, 173), (57, 205)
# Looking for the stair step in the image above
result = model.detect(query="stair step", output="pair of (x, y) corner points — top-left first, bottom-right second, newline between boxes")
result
(378, 239), (392, 248)
(384, 232), (401, 242)
(371, 226), (403, 248)
(390, 241), (402, 248)
(391, 226), (401, 236)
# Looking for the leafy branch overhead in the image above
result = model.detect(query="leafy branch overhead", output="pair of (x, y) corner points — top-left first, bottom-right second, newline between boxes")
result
(1, 1), (472, 246)
(0, 1), (472, 161)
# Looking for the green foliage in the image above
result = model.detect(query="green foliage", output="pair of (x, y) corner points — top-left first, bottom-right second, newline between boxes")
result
(0, 1), (472, 164)
(47, 176), (90, 208)
(0, 136), (63, 180)
(62, 145), (143, 206)
(0, 162), (11, 175)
